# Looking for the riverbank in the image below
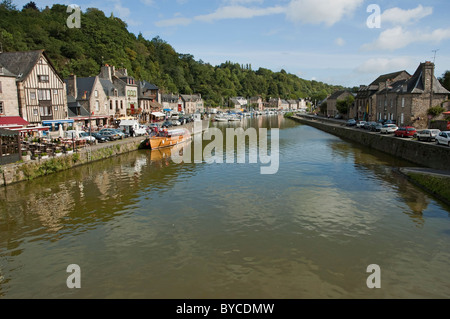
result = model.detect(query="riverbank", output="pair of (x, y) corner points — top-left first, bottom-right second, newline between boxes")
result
(289, 115), (450, 171)
(397, 168), (450, 206)
(0, 120), (210, 187)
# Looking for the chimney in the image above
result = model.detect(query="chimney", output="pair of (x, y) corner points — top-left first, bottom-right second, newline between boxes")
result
(67, 74), (77, 98)
(100, 65), (113, 82)
(422, 61), (434, 93)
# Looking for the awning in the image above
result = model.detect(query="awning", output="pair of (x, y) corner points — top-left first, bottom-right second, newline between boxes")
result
(0, 116), (29, 127)
(0, 128), (19, 137)
(42, 119), (74, 125)
(151, 112), (166, 117)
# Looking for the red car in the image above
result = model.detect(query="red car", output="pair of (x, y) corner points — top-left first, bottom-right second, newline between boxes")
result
(394, 126), (417, 138)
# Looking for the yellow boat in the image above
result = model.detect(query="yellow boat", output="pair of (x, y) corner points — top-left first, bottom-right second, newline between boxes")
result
(140, 128), (191, 150)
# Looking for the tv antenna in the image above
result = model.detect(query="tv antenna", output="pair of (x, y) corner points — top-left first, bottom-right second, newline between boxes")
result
(432, 49), (439, 63)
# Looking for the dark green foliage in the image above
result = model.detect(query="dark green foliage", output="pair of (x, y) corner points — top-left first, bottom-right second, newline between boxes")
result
(336, 95), (354, 115)
(438, 71), (450, 91)
(0, 3), (344, 105)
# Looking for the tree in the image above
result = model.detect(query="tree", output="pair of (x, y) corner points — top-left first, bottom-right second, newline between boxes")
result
(438, 71), (450, 92)
(336, 95), (354, 115)
(23, 1), (39, 11)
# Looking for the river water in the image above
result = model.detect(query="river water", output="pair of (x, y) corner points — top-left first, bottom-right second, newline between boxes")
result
(0, 115), (449, 299)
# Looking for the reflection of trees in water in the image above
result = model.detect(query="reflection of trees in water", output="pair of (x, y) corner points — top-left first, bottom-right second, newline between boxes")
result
(329, 140), (429, 226)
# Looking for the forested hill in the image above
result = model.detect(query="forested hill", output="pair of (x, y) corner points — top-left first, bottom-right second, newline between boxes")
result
(0, 1), (345, 106)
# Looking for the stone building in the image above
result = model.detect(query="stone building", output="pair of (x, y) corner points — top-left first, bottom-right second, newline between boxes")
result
(375, 62), (449, 128)
(65, 75), (112, 128)
(352, 71), (411, 121)
(0, 63), (19, 117)
(327, 90), (354, 118)
(181, 94), (204, 114)
(138, 81), (162, 123)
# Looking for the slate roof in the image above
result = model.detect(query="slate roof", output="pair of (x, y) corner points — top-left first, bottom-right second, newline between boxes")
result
(328, 90), (352, 101)
(406, 63), (450, 94)
(0, 50), (62, 82)
(65, 77), (96, 99)
(0, 63), (16, 77)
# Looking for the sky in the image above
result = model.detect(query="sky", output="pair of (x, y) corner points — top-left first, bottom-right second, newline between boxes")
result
(12, 0), (450, 88)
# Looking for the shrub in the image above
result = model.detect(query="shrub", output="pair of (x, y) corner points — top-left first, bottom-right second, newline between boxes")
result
(427, 106), (445, 117)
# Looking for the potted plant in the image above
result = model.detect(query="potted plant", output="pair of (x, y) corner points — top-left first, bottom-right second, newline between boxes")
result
(55, 149), (63, 157)
(32, 154), (39, 160)
(66, 147), (74, 154)
(41, 152), (49, 159)
(22, 151), (31, 161)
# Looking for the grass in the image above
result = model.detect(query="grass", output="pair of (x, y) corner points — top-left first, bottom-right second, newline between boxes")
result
(407, 172), (450, 204)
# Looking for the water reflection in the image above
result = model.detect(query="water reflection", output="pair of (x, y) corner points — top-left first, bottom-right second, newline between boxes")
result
(0, 115), (449, 298)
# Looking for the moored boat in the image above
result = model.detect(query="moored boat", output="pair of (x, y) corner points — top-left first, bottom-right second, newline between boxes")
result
(139, 128), (191, 150)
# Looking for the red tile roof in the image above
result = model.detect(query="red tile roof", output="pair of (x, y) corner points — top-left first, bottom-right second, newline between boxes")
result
(0, 116), (29, 126)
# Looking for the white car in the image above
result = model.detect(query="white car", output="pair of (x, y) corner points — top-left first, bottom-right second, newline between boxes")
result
(356, 121), (366, 128)
(417, 129), (441, 142)
(435, 131), (450, 147)
(380, 124), (398, 134)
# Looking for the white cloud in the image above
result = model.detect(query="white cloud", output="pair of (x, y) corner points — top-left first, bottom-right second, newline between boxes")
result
(335, 38), (345, 46)
(155, 17), (192, 27)
(355, 57), (416, 74)
(362, 26), (450, 51)
(285, 0), (364, 26)
(194, 5), (285, 22)
(140, 0), (154, 6)
(381, 5), (433, 26)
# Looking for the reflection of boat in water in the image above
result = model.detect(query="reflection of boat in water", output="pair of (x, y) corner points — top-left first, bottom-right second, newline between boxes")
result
(215, 116), (229, 122)
(149, 140), (191, 161)
(139, 128), (191, 150)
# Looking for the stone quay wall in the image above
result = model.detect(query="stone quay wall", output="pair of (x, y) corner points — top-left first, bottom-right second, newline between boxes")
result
(290, 115), (450, 171)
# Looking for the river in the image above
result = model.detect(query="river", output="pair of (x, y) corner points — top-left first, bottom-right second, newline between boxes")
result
(0, 115), (449, 299)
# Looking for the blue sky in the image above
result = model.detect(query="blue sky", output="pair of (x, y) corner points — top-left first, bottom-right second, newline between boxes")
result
(14, 0), (450, 88)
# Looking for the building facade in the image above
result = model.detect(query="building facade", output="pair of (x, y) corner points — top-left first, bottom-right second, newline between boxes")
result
(0, 64), (19, 117)
(375, 62), (449, 128)
(0, 50), (67, 124)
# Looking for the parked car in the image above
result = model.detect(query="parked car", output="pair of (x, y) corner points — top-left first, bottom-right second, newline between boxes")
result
(380, 124), (398, 134)
(435, 131), (450, 147)
(356, 121), (367, 128)
(162, 121), (173, 128)
(335, 114), (343, 119)
(385, 120), (396, 125)
(346, 119), (357, 127)
(79, 132), (97, 144)
(91, 132), (108, 143)
(98, 130), (120, 141)
(394, 126), (417, 138)
(417, 129), (441, 142)
(364, 122), (377, 130)
(371, 123), (383, 132)
(99, 129), (121, 140)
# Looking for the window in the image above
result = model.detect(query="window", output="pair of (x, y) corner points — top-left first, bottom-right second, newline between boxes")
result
(95, 90), (98, 98)
(0, 101), (3, 114)
(53, 89), (58, 95)
(110, 100), (113, 110)
(55, 106), (58, 111)
(0, 81), (2, 93)
(40, 106), (52, 117)
(38, 75), (49, 83)
(30, 91), (36, 100)
(402, 98), (405, 108)
(95, 100), (100, 112)
(38, 89), (51, 101)
(400, 113), (404, 125)
(33, 109), (38, 116)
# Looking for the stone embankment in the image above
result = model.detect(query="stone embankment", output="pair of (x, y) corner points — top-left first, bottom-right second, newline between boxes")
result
(0, 120), (210, 187)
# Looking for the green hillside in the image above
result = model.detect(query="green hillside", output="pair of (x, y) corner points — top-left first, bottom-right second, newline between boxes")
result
(0, 1), (345, 106)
